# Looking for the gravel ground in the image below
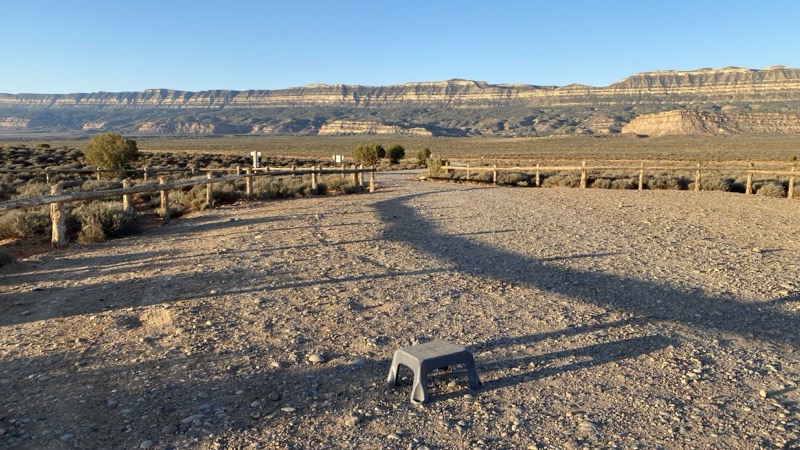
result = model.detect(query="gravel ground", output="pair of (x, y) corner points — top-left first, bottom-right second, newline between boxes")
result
(1, 171), (800, 450)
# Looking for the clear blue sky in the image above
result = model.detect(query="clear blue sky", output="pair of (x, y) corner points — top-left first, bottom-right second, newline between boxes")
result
(2, 0), (799, 94)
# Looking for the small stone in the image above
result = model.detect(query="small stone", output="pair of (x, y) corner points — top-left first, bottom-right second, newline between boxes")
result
(268, 392), (281, 401)
(457, 420), (468, 427)
(139, 440), (155, 449)
(251, 401), (261, 408)
(162, 424), (178, 434)
(196, 392), (209, 399)
(308, 354), (326, 364)
(344, 416), (361, 427)
(60, 433), (74, 442)
(235, 390), (244, 395)
(281, 407), (296, 413)
(579, 421), (598, 433)
(0, 428), (5, 436)
(388, 432), (401, 440)
(270, 361), (283, 369)
(760, 389), (769, 398)
(106, 399), (119, 408)
(349, 358), (366, 366)
(181, 414), (204, 424)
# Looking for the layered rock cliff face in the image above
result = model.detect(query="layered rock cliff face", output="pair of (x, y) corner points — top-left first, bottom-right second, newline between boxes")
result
(622, 110), (800, 137)
(318, 120), (433, 136)
(1, 66), (799, 136)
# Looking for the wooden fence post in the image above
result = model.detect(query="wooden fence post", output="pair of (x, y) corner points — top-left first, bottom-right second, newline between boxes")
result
(580, 161), (587, 189)
(45, 167), (51, 184)
(746, 163), (754, 194)
(291, 165), (297, 178)
(159, 176), (170, 224)
(341, 163), (346, 179)
(695, 162), (702, 192)
(50, 182), (66, 248)
(789, 165), (796, 199)
(535, 164), (541, 187)
(246, 168), (254, 199)
(350, 164), (358, 185)
(358, 164), (364, 186)
(95, 168), (101, 181)
(311, 166), (319, 194)
(206, 172), (214, 206)
(236, 165), (242, 176)
(492, 165), (498, 185)
(143, 166), (150, 181)
(638, 162), (644, 191)
(369, 166), (375, 193)
(122, 179), (132, 211)
(465, 164), (471, 181)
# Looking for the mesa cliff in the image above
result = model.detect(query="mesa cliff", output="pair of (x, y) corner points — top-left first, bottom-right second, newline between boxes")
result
(1, 66), (799, 137)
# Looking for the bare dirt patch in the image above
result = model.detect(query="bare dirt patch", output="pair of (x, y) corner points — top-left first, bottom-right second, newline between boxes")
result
(1, 172), (800, 449)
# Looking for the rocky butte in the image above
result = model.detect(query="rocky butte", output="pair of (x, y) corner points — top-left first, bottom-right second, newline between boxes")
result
(1, 66), (799, 137)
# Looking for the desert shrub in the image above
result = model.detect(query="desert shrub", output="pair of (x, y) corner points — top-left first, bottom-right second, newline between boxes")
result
(416, 148), (432, 166)
(0, 207), (50, 238)
(756, 182), (787, 198)
(72, 201), (139, 241)
(541, 172), (581, 188)
(0, 248), (15, 267)
(80, 179), (123, 191)
(170, 186), (209, 211)
(611, 178), (637, 190)
(352, 143), (384, 165)
(212, 181), (243, 203)
(497, 172), (532, 186)
(701, 176), (734, 192)
(318, 176), (362, 195)
(590, 178), (613, 189)
(646, 174), (690, 190)
(0, 182), (17, 201)
(428, 156), (445, 177)
(253, 177), (308, 200)
(12, 182), (51, 199)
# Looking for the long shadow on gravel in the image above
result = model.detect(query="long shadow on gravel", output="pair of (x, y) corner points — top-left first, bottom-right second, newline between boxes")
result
(372, 191), (800, 349)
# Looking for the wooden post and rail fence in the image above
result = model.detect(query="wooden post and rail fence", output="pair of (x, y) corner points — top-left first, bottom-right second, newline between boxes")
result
(0, 165), (376, 248)
(442, 161), (797, 198)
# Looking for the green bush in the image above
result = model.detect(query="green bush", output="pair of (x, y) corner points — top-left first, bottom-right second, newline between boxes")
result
(0, 207), (50, 238)
(352, 143), (384, 166)
(318, 176), (361, 195)
(388, 144), (406, 164)
(72, 201), (139, 241)
(84, 132), (139, 176)
(416, 148), (432, 166)
(428, 156), (445, 177)
(590, 178), (613, 189)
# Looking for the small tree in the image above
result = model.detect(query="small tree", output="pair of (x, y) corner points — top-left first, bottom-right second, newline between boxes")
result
(352, 144), (379, 166)
(84, 132), (139, 176)
(416, 147), (432, 166)
(388, 144), (405, 164)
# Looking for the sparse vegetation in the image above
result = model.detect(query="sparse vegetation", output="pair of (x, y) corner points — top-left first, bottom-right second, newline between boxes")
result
(416, 148), (432, 166)
(72, 201), (140, 242)
(0, 207), (50, 239)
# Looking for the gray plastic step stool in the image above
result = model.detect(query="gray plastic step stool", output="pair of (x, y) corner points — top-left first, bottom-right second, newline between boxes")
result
(386, 340), (481, 404)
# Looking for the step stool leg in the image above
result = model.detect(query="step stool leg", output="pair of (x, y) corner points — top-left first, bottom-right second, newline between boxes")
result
(465, 357), (482, 390)
(385, 355), (401, 388)
(410, 368), (429, 404)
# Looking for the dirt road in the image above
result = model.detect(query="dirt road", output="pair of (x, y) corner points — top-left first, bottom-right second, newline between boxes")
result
(2, 172), (800, 449)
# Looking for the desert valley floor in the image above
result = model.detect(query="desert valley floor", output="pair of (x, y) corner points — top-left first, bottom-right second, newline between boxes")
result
(2, 171), (800, 449)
